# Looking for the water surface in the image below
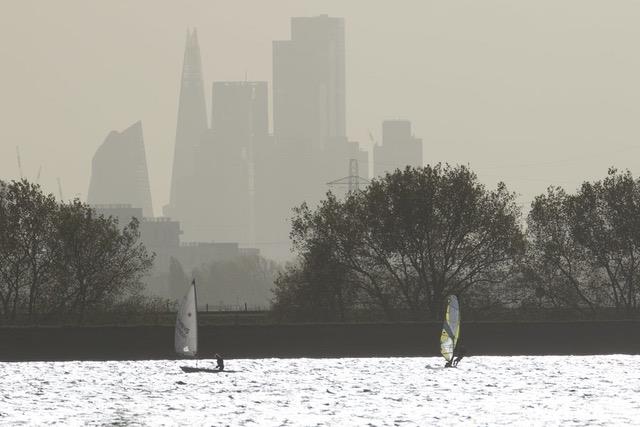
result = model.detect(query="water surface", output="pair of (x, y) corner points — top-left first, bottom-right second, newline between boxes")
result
(1, 356), (638, 425)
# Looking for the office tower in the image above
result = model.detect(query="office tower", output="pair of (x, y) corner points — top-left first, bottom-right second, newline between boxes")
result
(273, 15), (346, 151)
(87, 121), (154, 217)
(256, 15), (362, 261)
(166, 28), (208, 225)
(373, 120), (423, 177)
(211, 81), (268, 151)
(193, 81), (268, 245)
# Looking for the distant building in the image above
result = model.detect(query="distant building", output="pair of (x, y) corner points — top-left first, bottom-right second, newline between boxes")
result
(158, 18), (365, 262)
(273, 14), (346, 151)
(373, 120), (423, 177)
(194, 129), (252, 245)
(91, 205), (180, 294)
(91, 204), (143, 227)
(191, 81), (269, 245)
(176, 241), (242, 272)
(254, 15), (365, 261)
(87, 121), (154, 217)
(166, 28), (208, 234)
(211, 81), (269, 151)
(90, 204), (258, 298)
(140, 217), (181, 276)
(239, 247), (260, 257)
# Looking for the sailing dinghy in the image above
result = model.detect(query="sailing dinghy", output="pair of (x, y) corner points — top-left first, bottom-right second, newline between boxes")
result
(175, 279), (234, 373)
(175, 279), (209, 373)
(440, 295), (460, 367)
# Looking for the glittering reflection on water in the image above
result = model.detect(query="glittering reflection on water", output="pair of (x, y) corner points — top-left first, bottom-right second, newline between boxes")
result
(0, 356), (638, 426)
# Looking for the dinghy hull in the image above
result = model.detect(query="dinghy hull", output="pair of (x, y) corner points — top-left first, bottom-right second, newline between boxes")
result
(180, 366), (236, 374)
(180, 366), (222, 374)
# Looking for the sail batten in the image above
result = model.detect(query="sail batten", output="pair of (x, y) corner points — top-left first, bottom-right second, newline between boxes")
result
(440, 295), (460, 362)
(175, 280), (198, 357)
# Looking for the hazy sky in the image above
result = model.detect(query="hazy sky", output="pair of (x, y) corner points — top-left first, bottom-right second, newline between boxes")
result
(2, 1), (640, 216)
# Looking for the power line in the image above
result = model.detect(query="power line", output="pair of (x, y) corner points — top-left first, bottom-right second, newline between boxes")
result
(327, 158), (370, 192)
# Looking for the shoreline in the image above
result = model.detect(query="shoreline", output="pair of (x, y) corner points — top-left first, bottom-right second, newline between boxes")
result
(1, 321), (638, 361)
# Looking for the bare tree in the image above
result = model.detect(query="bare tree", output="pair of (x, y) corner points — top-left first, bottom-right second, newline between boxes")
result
(0, 180), (57, 320)
(525, 187), (601, 316)
(48, 200), (154, 322)
(0, 179), (155, 324)
(525, 169), (640, 317)
(284, 165), (525, 320)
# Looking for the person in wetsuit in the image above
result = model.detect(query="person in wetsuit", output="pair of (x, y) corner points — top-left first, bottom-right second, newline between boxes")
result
(452, 346), (466, 367)
(215, 353), (224, 371)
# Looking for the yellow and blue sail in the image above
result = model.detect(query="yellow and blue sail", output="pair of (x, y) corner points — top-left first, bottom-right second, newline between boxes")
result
(440, 295), (460, 362)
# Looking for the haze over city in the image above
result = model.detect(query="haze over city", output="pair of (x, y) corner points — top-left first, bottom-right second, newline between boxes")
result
(3, 1), (640, 217)
(2, 3), (640, 425)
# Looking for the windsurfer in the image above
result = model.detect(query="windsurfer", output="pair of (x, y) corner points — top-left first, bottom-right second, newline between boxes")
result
(215, 353), (224, 371)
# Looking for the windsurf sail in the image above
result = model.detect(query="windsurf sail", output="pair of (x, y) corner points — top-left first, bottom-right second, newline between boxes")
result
(440, 295), (460, 362)
(175, 279), (198, 357)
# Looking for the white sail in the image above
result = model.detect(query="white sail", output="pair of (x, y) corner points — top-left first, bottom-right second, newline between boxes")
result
(175, 280), (198, 357)
(440, 295), (460, 362)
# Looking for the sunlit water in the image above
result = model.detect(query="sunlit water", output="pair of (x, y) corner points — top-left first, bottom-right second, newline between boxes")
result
(1, 356), (638, 426)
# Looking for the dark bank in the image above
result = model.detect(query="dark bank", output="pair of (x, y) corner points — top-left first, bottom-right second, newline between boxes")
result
(1, 321), (638, 362)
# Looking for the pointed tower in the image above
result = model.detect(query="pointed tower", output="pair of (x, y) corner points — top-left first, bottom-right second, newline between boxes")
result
(166, 28), (208, 222)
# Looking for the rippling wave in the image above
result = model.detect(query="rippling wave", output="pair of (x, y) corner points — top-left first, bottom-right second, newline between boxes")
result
(1, 356), (638, 425)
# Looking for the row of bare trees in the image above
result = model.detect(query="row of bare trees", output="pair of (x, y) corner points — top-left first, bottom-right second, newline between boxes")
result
(273, 165), (640, 321)
(0, 180), (154, 323)
(525, 168), (640, 317)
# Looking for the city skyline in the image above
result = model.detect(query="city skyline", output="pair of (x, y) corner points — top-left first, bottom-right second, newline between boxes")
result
(84, 16), (370, 265)
(163, 16), (368, 260)
(2, 1), (640, 222)
(0, 5), (638, 424)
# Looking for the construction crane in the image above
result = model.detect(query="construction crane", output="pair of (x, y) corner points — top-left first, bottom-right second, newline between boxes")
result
(16, 146), (23, 179)
(57, 177), (64, 201)
(15, 147), (44, 185)
(368, 129), (379, 147)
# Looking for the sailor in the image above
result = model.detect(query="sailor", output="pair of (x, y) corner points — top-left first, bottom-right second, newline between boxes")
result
(452, 346), (466, 367)
(215, 353), (224, 371)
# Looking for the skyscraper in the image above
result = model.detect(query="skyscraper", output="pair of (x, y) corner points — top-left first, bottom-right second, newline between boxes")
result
(166, 28), (208, 225)
(273, 15), (346, 151)
(87, 121), (154, 217)
(254, 15), (366, 261)
(373, 120), (423, 177)
(211, 81), (268, 150)
(192, 81), (269, 245)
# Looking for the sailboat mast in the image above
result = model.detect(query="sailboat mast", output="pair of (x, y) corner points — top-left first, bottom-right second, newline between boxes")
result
(192, 279), (199, 358)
